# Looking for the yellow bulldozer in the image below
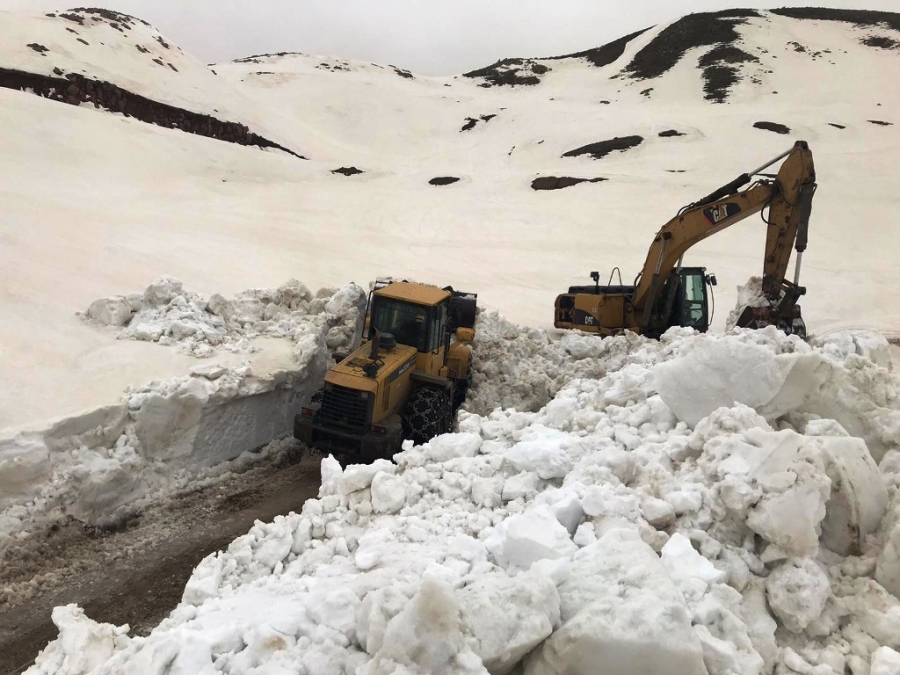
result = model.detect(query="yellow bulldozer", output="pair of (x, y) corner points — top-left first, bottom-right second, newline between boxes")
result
(294, 280), (476, 461)
(554, 141), (817, 338)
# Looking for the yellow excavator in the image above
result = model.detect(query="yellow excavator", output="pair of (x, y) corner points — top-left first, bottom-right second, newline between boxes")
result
(554, 140), (817, 338)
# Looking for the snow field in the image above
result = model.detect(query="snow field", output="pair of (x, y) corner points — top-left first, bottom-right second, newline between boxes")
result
(27, 321), (900, 675)
(0, 280), (366, 537)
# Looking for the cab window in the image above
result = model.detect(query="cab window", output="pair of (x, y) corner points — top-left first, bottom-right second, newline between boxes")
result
(681, 272), (707, 327)
(372, 299), (428, 351)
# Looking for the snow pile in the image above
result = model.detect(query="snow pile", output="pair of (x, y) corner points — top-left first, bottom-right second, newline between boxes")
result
(85, 278), (366, 358)
(0, 283), (365, 537)
(466, 311), (657, 415)
(27, 325), (900, 675)
(726, 277), (769, 332)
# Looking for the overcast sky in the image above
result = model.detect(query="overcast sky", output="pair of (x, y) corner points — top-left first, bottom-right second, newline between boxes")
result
(2, 0), (896, 74)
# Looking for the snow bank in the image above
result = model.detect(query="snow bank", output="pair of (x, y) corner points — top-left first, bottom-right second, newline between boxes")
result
(0, 282), (365, 537)
(84, 277), (366, 358)
(26, 324), (900, 675)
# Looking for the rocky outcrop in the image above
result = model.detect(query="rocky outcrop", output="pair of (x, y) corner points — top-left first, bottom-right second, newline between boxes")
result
(753, 121), (791, 134)
(562, 136), (643, 160)
(0, 67), (305, 158)
(531, 176), (606, 191)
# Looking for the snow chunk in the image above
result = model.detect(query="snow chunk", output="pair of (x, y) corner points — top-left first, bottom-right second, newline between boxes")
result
(86, 296), (134, 327)
(815, 435), (888, 555)
(872, 646), (900, 675)
(485, 504), (577, 573)
(30, 605), (130, 674)
(765, 558), (831, 633)
(458, 573), (560, 675)
(661, 533), (727, 588)
(371, 471), (406, 514)
(340, 459), (395, 494)
(526, 529), (706, 675)
(655, 335), (829, 426)
(504, 427), (576, 479)
(360, 577), (487, 675)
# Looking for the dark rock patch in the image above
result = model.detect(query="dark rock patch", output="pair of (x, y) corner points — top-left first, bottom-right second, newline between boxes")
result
(460, 114), (497, 132)
(869, 120), (893, 126)
(52, 67), (64, 76)
(233, 52), (302, 65)
(332, 167), (363, 176)
(599, 100), (610, 105)
(753, 121), (791, 134)
(658, 129), (685, 137)
(622, 10), (761, 81)
(27, 44), (49, 54)
(666, 169), (687, 173)
(640, 88), (653, 97)
(0, 67), (305, 158)
(698, 44), (759, 103)
(167, 63), (178, 73)
(77, 38), (89, 46)
(429, 176), (460, 186)
(770, 8), (900, 32)
(59, 12), (85, 25)
(828, 123), (846, 129)
(563, 135), (643, 160)
(152, 58), (165, 67)
(531, 176), (607, 191)
(65, 27), (78, 35)
(136, 44), (149, 54)
(547, 28), (649, 68)
(154, 36), (170, 50)
(463, 58), (549, 87)
(863, 35), (900, 50)
(391, 66), (414, 79)
(70, 8), (148, 28)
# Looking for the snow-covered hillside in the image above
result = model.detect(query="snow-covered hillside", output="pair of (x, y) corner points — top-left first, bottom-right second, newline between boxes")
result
(2, 6), (900, 675)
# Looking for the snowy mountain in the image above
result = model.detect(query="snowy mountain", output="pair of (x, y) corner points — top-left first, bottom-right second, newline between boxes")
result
(2, 6), (900, 675)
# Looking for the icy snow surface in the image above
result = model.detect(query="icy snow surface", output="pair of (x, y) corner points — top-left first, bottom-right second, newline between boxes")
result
(27, 323), (900, 675)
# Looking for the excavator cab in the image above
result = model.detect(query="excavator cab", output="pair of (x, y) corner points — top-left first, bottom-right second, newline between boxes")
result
(654, 267), (716, 335)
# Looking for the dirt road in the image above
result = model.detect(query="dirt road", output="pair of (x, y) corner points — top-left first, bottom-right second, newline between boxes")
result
(0, 445), (322, 675)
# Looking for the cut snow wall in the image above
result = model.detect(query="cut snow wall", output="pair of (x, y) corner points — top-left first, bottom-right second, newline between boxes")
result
(0, 281), (367, 536)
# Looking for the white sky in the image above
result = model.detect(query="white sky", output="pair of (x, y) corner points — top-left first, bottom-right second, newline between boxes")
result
(1, 0), (897, 74)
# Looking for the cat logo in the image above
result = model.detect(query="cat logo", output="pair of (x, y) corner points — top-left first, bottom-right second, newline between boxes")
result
(703, 202), (742, 226)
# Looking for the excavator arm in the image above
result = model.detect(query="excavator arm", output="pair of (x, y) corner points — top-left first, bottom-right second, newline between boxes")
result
(632, 141), (816, 334)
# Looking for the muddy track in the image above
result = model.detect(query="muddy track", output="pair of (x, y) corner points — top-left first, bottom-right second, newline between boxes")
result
(0, 445), (322, 675)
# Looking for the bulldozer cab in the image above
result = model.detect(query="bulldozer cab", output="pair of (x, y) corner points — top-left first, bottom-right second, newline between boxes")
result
(370, 291), (448, 353)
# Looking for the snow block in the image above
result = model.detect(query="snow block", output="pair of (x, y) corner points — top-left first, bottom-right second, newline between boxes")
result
(813, 436), (888, 555)
(655, 338), (830, 426)
(86, 296), (134, 326)
(485, 504), (578, 573)
(525, 529), (706, 675)
(458, 573), (560, 675)
(360, 577), (486, 675)
(764, 558), (830, 633)
(877, 514), (900, 600)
